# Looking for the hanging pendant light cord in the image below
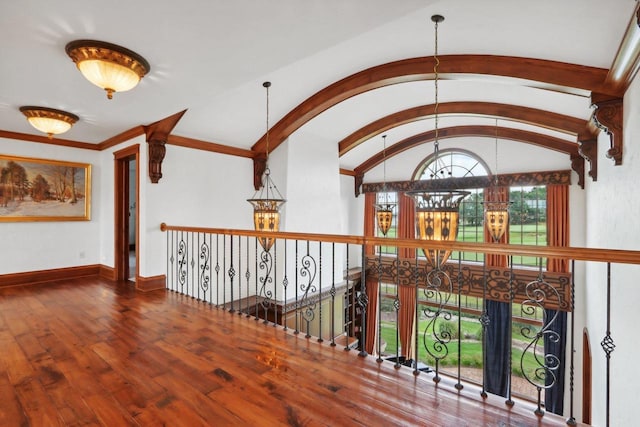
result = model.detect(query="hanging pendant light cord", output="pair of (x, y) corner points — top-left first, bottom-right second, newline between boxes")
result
(494, 118), (499, 186)
(433, 17), (440, 163)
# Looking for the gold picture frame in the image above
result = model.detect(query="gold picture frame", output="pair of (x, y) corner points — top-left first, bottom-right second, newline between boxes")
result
(0, 154), (91, 222)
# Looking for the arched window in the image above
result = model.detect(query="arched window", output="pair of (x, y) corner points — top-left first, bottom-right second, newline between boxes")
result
(412, 148), (490, 180)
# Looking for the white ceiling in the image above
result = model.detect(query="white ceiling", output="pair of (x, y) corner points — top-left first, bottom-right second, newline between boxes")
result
(1, 0), (637, 173)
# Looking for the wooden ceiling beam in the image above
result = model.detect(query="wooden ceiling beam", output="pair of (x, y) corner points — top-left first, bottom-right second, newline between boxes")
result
(338, 102), (586, 156)
(252, 55), (611, 156)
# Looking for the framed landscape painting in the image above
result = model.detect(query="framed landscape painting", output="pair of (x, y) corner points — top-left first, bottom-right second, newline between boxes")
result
(0, 154), (91, 222)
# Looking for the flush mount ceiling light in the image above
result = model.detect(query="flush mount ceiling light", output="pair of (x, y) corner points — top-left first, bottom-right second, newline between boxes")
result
(65, 40), (150, 99)
(247, 82), (286, 252)
(407, 15), (469, 270)
(19, 106), (79, 139)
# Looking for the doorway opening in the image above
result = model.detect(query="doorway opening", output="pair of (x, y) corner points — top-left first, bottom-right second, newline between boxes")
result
(114, 145), (139, 283)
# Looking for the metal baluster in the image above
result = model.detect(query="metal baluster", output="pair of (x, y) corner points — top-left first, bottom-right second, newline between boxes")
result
(480, 254), (488, 398)
(330, 242), (336, 346)
(295, 240), (299, 334)
(358, 243), (368, 358)
(344, 243), (351, 351)
(254, 237), (259, 321)
(455, 256), (463, 390)
(223, 235), (226, 308)
(394, 250), (400, 369)
(567, 260), (577, 426)
(209, 234), (213, 304)
(229, 235), (235, 313)
(246, 236), (251, 318)
(238, 235), (242, 314)
(318, 242), (323, 342)
(413, 254), (420, 376)
(282, 240), (289, 329)
(506, 255), (514, 407)
(601, 262), (615, 427)
(376, 247), (383, 362)
(197, 233), (201, 301)
(190, 232), (194, 298)
(215, 234), (220, 307)
(273, 239), (278, 327)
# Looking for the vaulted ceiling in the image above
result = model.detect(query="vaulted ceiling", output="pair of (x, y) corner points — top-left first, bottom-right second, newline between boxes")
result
(2, 1), (639, 190)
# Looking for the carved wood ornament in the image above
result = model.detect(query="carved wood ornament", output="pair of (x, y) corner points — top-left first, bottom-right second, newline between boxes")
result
(591, 94), (623, 166)
(570, 154), (585, 189)
(144, 110), (187, 183)
(252, 154), (267, 191)
(578, 137), (598, 183)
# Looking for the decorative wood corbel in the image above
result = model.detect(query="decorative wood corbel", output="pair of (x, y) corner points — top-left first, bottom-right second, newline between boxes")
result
(144, 110), (187, 183)
(355, 173), (364, 197)
(591, 93), (623, 166)
(570, 154), (585, 189)
(252, 154), (267, 191)
(578, 136), (598, 182)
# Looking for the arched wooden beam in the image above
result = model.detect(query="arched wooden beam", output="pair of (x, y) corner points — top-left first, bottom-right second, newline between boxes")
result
(251, 55), (611, 155)
(353, 125), (579, 176)
(338, 102), (586, 156)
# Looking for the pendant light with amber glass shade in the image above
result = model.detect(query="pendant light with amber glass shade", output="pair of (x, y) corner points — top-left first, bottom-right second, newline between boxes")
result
(247, 82), (286, 252)
(374, 135), (395, 236)
(483, 119), (510, 242)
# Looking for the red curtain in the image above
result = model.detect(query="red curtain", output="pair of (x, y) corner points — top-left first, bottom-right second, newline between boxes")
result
(484, 187), (509, 268)
(364, 276), (378, 355)
(397, 193), (416, 359)
(547, 184), (569, 273)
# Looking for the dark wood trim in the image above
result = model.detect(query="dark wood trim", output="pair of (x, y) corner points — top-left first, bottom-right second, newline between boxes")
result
(361, 169), (572, 193)
(339, 168), (357, 176)
(578, 137), (598, 182)
(98, 125), (146, 150)
(365, 256), (571, 311)
(570, 154), (585, 189)
(354, 126), (578, 176)
(160, 223), (640, 265)
(167, 134), (254, 158)
(136, 274), (166, 292)
(99, 264), (116, 281)
(144, 110), (188, 183)
(582, 328), (592, 424)
(339, 103), (586, 156)
(252, 55), (612, 156)
(114, 144), (140, 282)
(0, 130), (100, 150)
(0, 264), (100, 288)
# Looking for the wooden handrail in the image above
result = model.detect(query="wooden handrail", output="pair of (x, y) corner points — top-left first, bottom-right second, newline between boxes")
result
(160, 223), (640, 265)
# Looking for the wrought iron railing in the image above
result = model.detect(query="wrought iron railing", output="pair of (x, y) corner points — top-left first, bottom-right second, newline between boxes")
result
(161, 223), (640, 426)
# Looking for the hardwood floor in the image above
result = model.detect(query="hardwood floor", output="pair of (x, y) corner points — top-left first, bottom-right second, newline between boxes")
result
(0, 277), (581, 426)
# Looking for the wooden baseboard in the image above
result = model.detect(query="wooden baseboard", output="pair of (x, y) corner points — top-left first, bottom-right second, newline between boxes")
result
(136, 275), (166, 292)
(0, 264), (101, 288)
(99, 265), (116, 281)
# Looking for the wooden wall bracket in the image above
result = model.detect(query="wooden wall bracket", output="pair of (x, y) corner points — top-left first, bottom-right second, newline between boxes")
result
(144, 110), (187, 183)
(354, 173), (364, 197)
(570, 154), (585, 189)
(577, 137), (598, 183)
(252, 154), (267, 191)
(591, 94), (623, 166)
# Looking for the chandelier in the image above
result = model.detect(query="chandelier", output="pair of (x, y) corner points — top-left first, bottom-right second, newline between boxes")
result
(407, 14), (469, 269)
(247, 82), (286, 252)
(19, 106), (79, 139)
(483, 118), (510, 242)
(374, 135), (395, 236)
(66, 40), (150, 99)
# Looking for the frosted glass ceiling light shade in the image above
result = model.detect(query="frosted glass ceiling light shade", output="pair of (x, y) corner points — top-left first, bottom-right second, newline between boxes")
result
(19, 106), (79, 139)
(66, 40), (150, 99)
(247, 82), (286, 252)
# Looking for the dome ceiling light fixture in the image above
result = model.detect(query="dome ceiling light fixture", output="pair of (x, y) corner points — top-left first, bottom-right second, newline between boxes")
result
(65, 40), (150, 99)
(19, 106), (79, 139)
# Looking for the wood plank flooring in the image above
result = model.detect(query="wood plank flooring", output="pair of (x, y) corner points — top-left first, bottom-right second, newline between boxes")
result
(0, 277), (582, 426)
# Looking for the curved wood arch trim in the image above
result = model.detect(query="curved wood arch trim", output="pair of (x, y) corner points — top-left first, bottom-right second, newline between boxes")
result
(354, 125), (578, 176)
(339, 102), (585, 156)
(252, 55), (611, 155)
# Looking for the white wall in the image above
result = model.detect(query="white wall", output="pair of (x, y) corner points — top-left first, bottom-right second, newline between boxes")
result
(0, 138), (101, 274)
(583, 73), (640, 426)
